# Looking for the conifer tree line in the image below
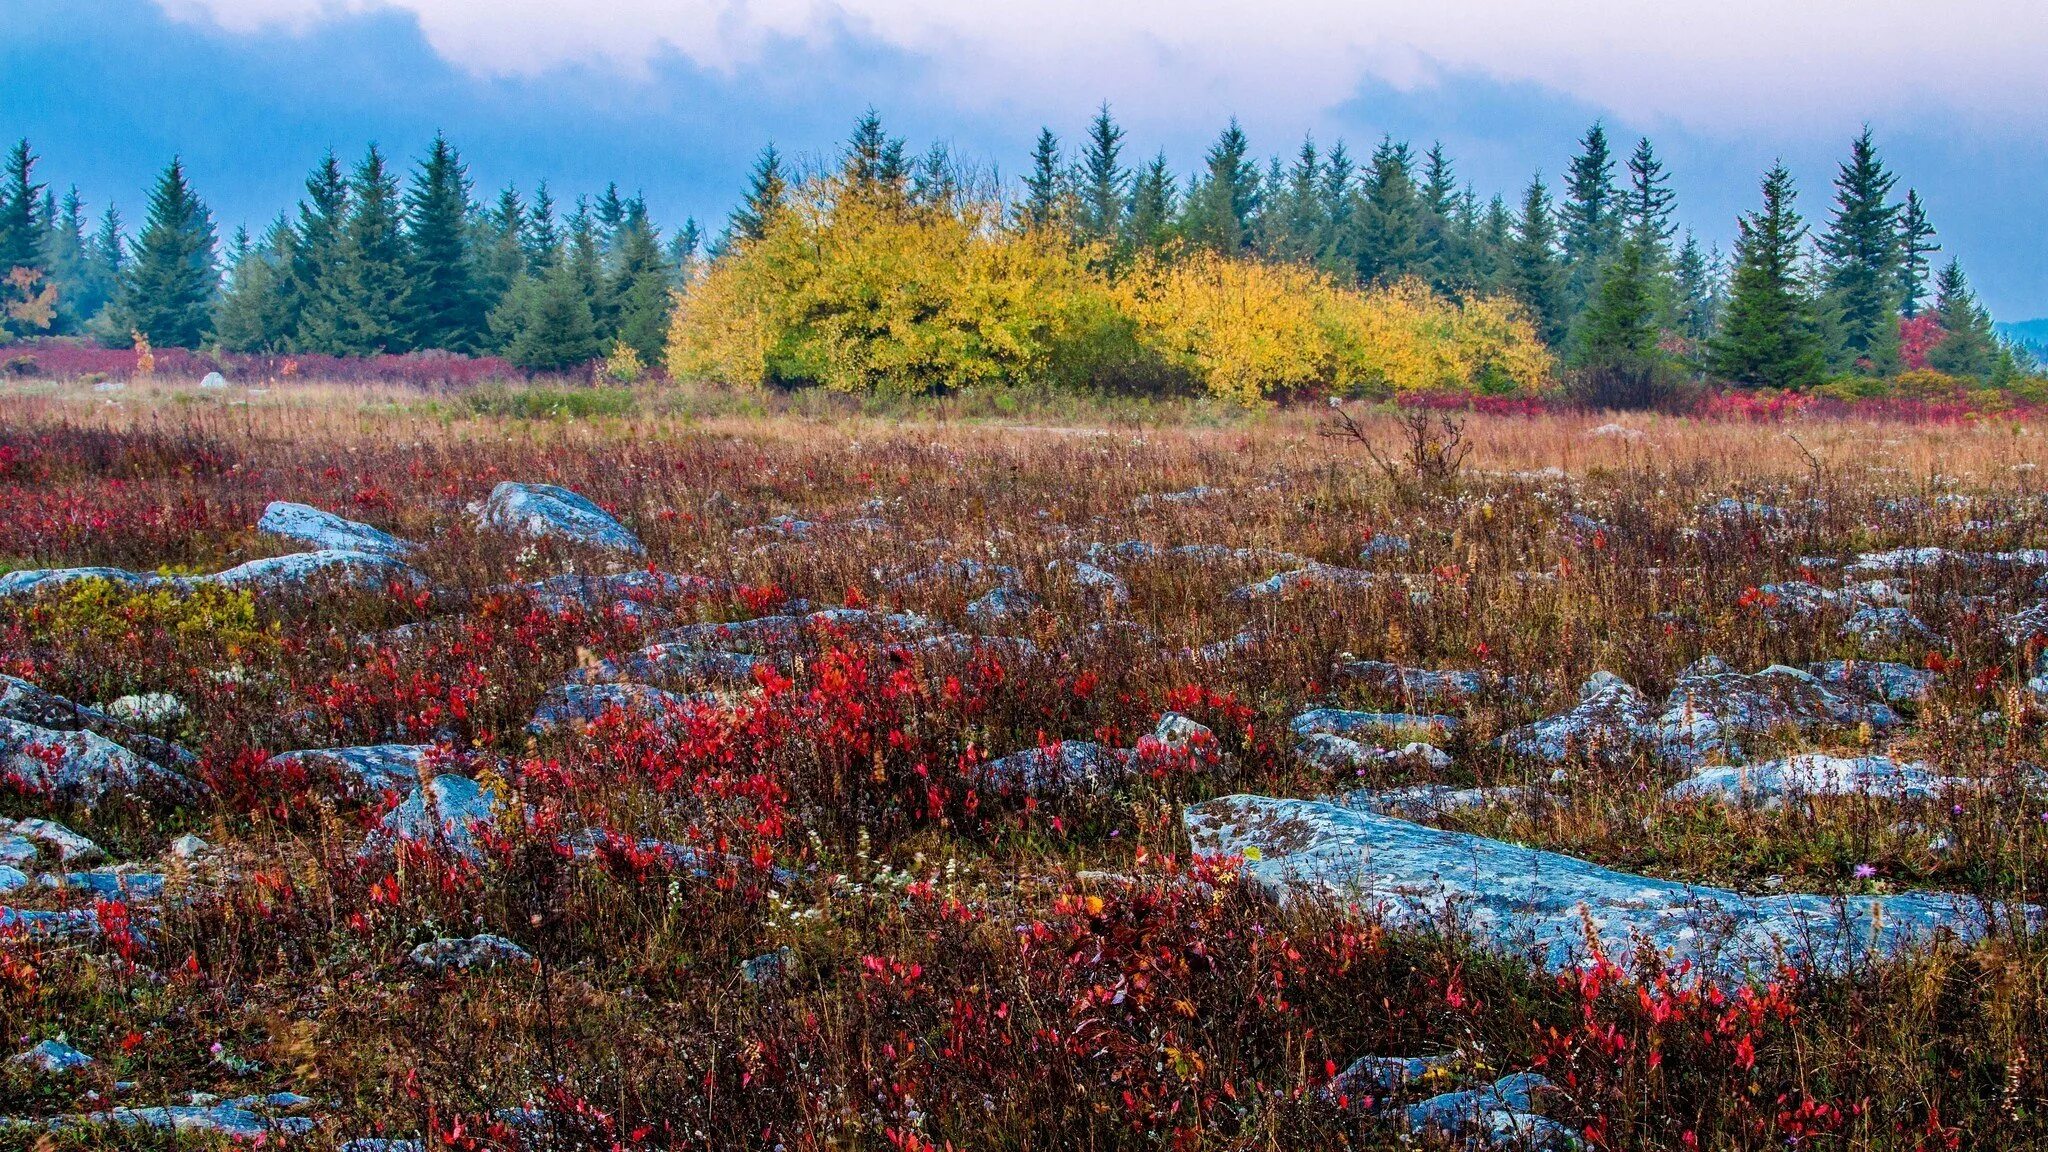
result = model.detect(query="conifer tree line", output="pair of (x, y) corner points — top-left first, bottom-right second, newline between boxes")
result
(0, 112), (2023, 389)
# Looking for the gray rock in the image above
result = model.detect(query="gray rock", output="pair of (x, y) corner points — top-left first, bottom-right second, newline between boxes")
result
(965, 586), (1040, 623)
(0, 675), (195, 770)
(1406, 1073), (1571, 1149)
(102, 692), (185, 726)
(1666, 754), (1961, 807)
(258, 501), (420, 558)
(1807, 660), (1934, 704)
(266, 744), (429, 794)
(369, 774), (500, 862)
(61, 1093), (316, 1139)
(1297, 733), (1452, 774)
(10, 818), (103, 864)
(0, 866), (27, 893)
(1500, 672), (1654, 764)
(409, 933), (534, 971)
(1291, 709), (1459, 740)
(983, 741), (1132, 792)
(14, 1039), (93, 1074)
(527, 682), (702, 733)
(1346, 783), (1530, 821)
(1228, 564), (1378, 603)
(741, 947), (792, 985)
(1048, 560), (1129, 606)
(1326, 1052), (1460, 1099)
(0, 834), (34, 866)
(1150, 712), (1215, 749)
(1844, 605), (1938, 646)
(167, 832), (211, 859)
(479, 481), (644, 555)
(0, 567), (156, 597)
(576, 644), (772, 688)
(0, 907), (102, 938)
(199, 371), (229, 389)
(1358, 533), (1412, 562)
(1, 720), (195, 802)
(40, 869), (167, 900)
(1187, 795), (2027, 980)
(1654, 657), (1899, 767)
(187, 548), (426, 593)
(1335, 660), (1491, 705)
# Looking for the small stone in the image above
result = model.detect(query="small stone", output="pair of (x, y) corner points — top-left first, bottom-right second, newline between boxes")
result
(741, 947), (792, 985)
(168, 833), (212, 859)
(15, 1038), (94, 1074)
(199, 371), (229, 389)
(12, 818), (105, 864)
(409, 933), (534, 971)
(103, 693), (186, 726)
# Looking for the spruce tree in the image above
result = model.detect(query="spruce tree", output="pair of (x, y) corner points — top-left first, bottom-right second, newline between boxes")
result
(1124, 153), (1176, 253)
(1020, 128), (1065, 232)
(1354, 137), (1423, 284)
(495, 257), (601, 371)
(111, 158), (218, 348)
(42, 188), (94, 333)
(1896, 189), (1938, 318)
(1711, 163), (1824, 389)
(1076, 105), (1129, 246)
(474, 185), (529, 317)
(1475, 194), (1514, 292)
(1264, 137), (1327, 265)
(82, 205), (125, 343)
(1509, 175), (1567, 346)
(1817, 127), (1903, 373)
(1927, 260), (2004, 380)
(844, 110), (907, 197)
(668, 219), (702, 286)
(0, 140), (43, 277)
(1621, 137), (1677, 257)
(726, 145), (787, 245)
(565, 204), (614, 345)
(213, 220), (295, 353)
(1180, 120), (1258, 254)
(287, 153), (349, 350)
(1417, 142), (1463, 287)
(1576, 234), (1663, 364)
(1673, 232), (1720, 345)
(592, 182), (629, 249)
(524, 182), (562, 272)
(1560, 122), (1621, 313)
(608, 203), (673, 363)
(405, 133), (483, 352)
(300, 146), (410, 355)
(1317, 141), (1356, 274)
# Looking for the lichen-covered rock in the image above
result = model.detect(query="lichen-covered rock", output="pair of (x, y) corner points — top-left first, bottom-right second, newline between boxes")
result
(102, 692), (185, 726)
(1344, 784), (1530, 821)
(1326, 1052), (1460, 1100)
(11, 818), (104, 864)
(188, 548), (425, 593)
(1291, 709), (1459, 741)
(369, 775), (500, 861)
(409, 933), (534, 971)
(983, 741), (1132, 792)
(478, 481), (644, 555)
(266, 744), (430, 794)
(1048, 560), (1129, 606)
(1843, 605), (1938, 646)
(1150, 712), (1215, 749)
(576, 643), (772, 688)
(1334, 660), (1491, 705)
(1228, 564), (1378, 603)
(258, 501), (419, 558)
(0, 675), (196, 771)
(1654, 657), (1899, 767)
(1666, 754), (1960, 806)
(1405, 1073), (1570, 1149)
(521, 570), (725, 616)
(1806, 659), (1934, 704)
(1186, 795), (2026, 980)
(1297, 733), (1451, 774)
(965, 586), (1040, 624)
(40, 869), (167, 901)
(1499, 672), (1654, 764)
(13, 1039), (93, 1074)
(527, 682), (704, 733)
(1, 719), (196, 802)
(52, 1093), (317, 1139)
(0, 567), (155, 597)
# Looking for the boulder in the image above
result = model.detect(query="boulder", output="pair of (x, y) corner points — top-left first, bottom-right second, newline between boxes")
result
(10, 818), (104, 864)
(1666, 754), (1961, 807)
(102, 693), (186, 726)
(478, 481), (644, 555)
(983, 741), (1132, 792)
(1654, 656), (1899, 767)
(1297, 734), (1452, 774)
(1291, 709), (1459, 741)
(199, 371), (229, 389)
(1228, 564), (1378, 603)
(1499, 672), (1654, 764)
(0, 566), (154, 597)
(1, 676), (196, 770)
(1048, 560), (1129, 606)
(965, 586), (1040, 624)
(257, 501), (420, 558)
(266, 744), (430, 794)
(527, 682), (703, 733)
(1806, 660), (1934, 704)
(1843, 605), (1938, 646)
(369, 774), (500, 862)
(188, 548), (425, 593)
(1, 719), (196, 802)
(1406, 1073), (1571, 1150)
(1186, 794), (2027, 980)
(1334, 660), (1491, 705)
(13, 1039), (93, 1074)
(409, 933), (534, 971)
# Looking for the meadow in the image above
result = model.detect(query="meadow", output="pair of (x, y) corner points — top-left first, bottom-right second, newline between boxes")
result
(1, 377), (2046, 1149)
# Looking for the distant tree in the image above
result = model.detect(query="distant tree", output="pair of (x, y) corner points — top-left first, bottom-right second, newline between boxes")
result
(668, 218), (703, 286)
(41, 187), (94, 333)
(286, 152), (349, 350)
(494, 257), (601, 371)
(82, 204), (126, 343)
(1317, 141), (1357, 274)
(1576, 234), (1664, 364)
(1261, 136), (1328, 265)
(401, 134), (483, 351)
(1020, 128), (1066, 232)
(0, 139), (44, 278)
(474, 184), (529, 317)
(1895, 189), (1938, 319)
(1474, 193), (1514, 292)
(908, 142), (964, 211)
(1817, 127), (1903, 373)
(111, 158), (218, 348)
(1927, 260), (2006, 380)
(592, 182), (629, 248)
(214, 219), (296, 353)
(1560, 122), (1621, 312)
(1621, 137), (1677, 258)
(524, 181), (562, 271)
(300, 146), (411, 355)
(1711, 163), (1824, 389)
(1354, 137), (1423, 284)
(1509, 174), (1567, 346)
(1124, 152), (1177, 253)
(1672, 231), (1721, 345)
(565, 203), (615, 343)
(608, 202), (673, 363)
(726, 145), (787, 246)
(844, 110), (908, 197)
(1416, 142), (1464, 287)
(1180, 119), (1259, 254)
(1075, 105), (1129, 245)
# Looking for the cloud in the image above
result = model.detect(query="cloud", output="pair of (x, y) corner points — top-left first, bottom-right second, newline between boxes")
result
(156, 0), (2048, 129)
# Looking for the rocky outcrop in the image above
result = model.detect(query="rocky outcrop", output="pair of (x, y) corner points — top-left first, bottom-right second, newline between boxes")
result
(257, 501), (420, 558)
(478, 482), (644, 555)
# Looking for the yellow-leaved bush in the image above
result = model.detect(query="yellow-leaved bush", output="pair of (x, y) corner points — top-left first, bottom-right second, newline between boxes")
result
(668, 178), (1554, 406)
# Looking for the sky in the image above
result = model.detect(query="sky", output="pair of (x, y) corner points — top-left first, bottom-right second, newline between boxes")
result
(5, 0), (2048, 318)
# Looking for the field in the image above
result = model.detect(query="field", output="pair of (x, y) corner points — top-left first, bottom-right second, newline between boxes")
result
(2, 378), (2047, 1149)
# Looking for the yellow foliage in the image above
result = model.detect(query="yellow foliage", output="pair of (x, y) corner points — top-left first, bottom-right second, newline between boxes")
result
(668, 178), (1553, 406)
(1114, 253), (1334, 407)
(602, 340), (645, 383)
(2, 267), (56, 334)
(33, 578), (278, 659)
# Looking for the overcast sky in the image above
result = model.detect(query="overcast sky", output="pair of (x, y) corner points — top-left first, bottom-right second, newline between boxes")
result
(8, 0), (2048, 317)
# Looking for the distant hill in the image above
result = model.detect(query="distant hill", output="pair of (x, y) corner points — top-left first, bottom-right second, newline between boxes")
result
(1996, 319), (2048, 367)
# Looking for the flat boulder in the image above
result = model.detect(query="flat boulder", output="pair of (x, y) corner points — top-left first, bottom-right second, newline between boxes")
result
(266, 744), (430, 794)
(0, 718), (197, 803)
(1499, 672), (1654, 764)
(1291, 709), (1459, 741)
(1186, 794), (2026, 980)
(1, 675), (196, 770)
(368, 774), (501, 862)
(0, 567), (155, 597)
(1666, 754), (1960, 807)
(479, 482), (644, 555)
(527, 682), (707, 733)
(983, 741), (1132, 792)
(1654, 656), (1898, 767)
(189, 548), (425, 593)
(257, 501), (419, 558)
(409, 933), (534, 971)
(1806, 660), (1934, 704)
(1334, 660), (1491, 706)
